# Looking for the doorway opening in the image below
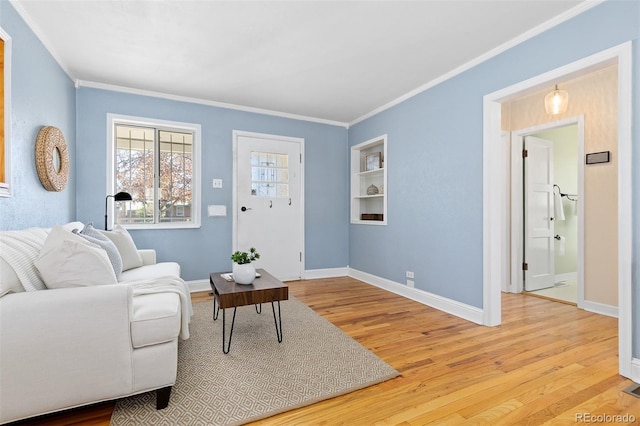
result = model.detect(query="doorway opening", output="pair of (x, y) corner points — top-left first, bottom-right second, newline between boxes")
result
(482, 42), (632, 378)
(514, 121), (582, 306)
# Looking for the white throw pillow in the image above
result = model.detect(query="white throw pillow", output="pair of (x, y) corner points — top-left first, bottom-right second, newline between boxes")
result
(41, 225), (97, 255)
(99, 225), (143, 271)
(74, 223), (123, 279)
(35, 240), (117, 289)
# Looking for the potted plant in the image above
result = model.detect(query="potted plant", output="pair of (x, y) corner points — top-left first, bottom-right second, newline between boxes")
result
(230, 247), (260, 285)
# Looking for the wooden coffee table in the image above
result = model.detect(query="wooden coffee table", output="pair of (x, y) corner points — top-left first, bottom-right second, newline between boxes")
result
(209, 268), (288, 353)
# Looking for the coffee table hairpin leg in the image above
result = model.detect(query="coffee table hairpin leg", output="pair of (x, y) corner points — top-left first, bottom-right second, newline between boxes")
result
(213, 298), (238, 354)
(272, 301), (283, 343)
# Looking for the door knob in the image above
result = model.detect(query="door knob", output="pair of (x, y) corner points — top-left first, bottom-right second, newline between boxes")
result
(241, 206), (252, 212)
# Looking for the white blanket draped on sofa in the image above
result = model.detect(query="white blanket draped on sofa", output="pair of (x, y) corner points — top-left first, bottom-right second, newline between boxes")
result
(0, 228), (49, 291)
(129, 276), (194, 339)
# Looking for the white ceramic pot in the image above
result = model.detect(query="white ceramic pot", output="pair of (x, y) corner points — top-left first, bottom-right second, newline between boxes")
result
(233, 263), (255, 285)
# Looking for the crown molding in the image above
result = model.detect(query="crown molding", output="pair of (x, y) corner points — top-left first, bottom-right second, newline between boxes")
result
(77, 80), (349, 128)
(349, 0), (605, 127)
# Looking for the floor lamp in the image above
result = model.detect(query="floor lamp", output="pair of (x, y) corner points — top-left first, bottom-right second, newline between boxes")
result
(105, 192), (132, 230)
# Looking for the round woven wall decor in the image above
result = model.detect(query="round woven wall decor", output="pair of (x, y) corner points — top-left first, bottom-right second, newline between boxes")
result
(35, 126), (69, 192)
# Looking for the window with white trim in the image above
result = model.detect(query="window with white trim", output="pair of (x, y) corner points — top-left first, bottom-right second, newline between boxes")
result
(108, 115), (201, 228)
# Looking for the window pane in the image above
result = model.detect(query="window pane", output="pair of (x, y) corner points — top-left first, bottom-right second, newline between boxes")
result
(115, 125), (155, 225)
(158, 130), (193, 223)
(250, 151), (289, 197)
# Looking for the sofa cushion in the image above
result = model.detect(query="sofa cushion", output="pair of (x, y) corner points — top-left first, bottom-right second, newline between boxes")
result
(119, 262), (181, 283)
(32, 226), (116, 289)
(40, 225), (91, 255)
(130, 293), (181, 348)
(61, 221), (86, 232)
(99, 226), (143, 271)
(35, 240), (118, 289)
(74, 223), (123, 279)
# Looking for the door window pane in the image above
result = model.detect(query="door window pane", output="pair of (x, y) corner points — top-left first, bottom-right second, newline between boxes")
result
(250, 151), (288, 197)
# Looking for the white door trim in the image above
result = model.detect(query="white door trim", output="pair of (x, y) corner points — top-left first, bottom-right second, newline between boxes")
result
(482, 41), (633, 378)
(232, 130), (306, 276)
(510, 117), (585, 310)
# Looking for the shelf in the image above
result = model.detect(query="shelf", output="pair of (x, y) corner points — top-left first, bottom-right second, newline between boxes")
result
(358, 220), (386, 225)
(350, 134), (387, 225)
(353, 194), (384, 199)
(356, 168), (383, 177)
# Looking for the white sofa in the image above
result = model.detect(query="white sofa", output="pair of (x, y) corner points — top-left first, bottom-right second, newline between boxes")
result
(0, 222), (192, 424)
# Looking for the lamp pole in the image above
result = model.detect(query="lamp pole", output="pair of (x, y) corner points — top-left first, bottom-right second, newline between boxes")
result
(105, 195), (114, 230)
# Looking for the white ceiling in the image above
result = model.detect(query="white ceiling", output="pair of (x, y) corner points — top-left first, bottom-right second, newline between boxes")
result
(13, 0), (589, 125)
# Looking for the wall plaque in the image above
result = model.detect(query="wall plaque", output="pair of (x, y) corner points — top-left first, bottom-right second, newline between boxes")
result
(585, 151), (610, 165)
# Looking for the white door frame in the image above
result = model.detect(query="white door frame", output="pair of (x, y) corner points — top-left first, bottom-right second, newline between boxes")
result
(509, 117), (585, 309)
(232, 130), (306, 277)
(482, 42), (633, 379)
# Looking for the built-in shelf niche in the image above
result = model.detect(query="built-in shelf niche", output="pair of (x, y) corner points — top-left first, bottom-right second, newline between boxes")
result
(350, 134), (387, 225)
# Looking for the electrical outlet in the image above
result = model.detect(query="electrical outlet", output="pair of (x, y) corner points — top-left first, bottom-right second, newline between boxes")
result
(406, 271), (414, 279)
(407, 280), (415, 288)
(212, 179), (223, 189)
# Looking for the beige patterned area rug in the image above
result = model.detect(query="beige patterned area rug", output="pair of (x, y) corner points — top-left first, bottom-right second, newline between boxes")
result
(110, 296), (399, 426)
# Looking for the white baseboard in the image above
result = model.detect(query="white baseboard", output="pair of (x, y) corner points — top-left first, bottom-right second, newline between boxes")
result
(189, 268), (484, 326)
(348, 268), (484, 325)
(186, 267), (349, 292)
(303, 267), (349, 280)
(582, 300), (618, 318)
(632, 358), (640, 383)
(186, 279), (211, 293)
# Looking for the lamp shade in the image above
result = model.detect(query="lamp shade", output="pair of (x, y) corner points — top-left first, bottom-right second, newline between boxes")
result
(113, 191), (133, 202)
(544, 85), (569, 115)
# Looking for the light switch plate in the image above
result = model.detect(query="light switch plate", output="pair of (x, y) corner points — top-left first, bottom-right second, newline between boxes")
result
(212, 179), (223, 189)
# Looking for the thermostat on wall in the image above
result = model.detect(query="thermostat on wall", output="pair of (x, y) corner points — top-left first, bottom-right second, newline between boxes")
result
(585, 151), (610, 164)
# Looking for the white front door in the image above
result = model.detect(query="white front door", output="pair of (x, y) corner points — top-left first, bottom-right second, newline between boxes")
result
(524, 136), (555, 291)
(234, 131), (303, 281)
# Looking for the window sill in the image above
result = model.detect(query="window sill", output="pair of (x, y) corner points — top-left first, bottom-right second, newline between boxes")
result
(120, 223), (201, 231)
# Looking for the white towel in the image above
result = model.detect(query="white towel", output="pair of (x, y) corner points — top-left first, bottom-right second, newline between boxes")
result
(554, 192), (565, 221)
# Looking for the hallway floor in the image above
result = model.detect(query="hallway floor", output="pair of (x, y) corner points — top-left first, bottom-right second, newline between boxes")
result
(527, 279), (577, 304)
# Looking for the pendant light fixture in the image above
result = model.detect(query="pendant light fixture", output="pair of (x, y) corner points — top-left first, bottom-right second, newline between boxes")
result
(544, 84), (569, 115)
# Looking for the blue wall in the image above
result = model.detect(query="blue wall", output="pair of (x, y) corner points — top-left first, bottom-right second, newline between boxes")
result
(75, 88), (349, 281)
(349, 0), (639, 351)
(3, 0), (639, 357)
(0, 2), (76, 229)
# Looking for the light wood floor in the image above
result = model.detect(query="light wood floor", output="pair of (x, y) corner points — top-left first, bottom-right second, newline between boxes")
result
(13, 277), (640, 425)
